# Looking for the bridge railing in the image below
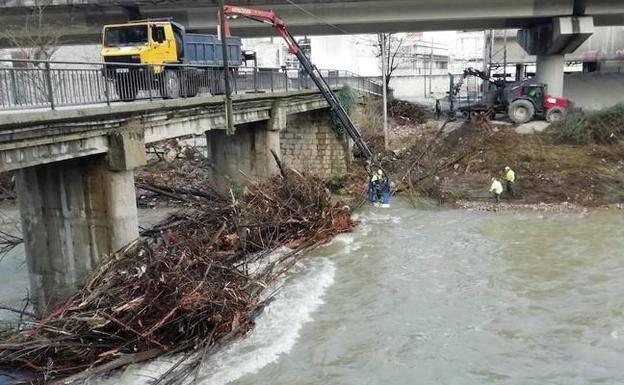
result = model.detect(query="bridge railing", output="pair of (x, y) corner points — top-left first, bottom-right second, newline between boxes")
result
(0, 59), (382, 111)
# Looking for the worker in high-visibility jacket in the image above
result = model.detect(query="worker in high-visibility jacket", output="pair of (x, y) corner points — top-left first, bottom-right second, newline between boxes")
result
(503, 166), (515, 197)
(489, 177), (503, 203)
(367, 169), (390, 207)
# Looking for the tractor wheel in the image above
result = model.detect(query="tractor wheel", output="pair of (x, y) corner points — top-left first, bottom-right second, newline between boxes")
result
(508, 99), (535, 124)
(160, 70), (181, 99)
(546, 106), (566, 123)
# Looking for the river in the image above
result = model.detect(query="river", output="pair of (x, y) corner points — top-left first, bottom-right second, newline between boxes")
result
(2, 200), (624, 384)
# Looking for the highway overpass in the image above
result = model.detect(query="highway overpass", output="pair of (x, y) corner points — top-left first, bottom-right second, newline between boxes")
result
(1, 0), (624, 43)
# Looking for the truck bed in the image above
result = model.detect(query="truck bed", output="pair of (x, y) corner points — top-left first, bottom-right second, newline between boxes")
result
(183, 34), (242, 67)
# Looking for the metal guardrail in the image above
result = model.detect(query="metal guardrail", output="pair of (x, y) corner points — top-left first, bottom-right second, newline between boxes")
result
(0, 59), (383, 111)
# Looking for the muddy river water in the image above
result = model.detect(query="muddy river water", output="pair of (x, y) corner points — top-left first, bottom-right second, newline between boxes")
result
(1, 200), (624, 384)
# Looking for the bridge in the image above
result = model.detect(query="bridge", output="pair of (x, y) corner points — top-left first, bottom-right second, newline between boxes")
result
(1, 0), (623, 40)
(0, 59), (380, 313)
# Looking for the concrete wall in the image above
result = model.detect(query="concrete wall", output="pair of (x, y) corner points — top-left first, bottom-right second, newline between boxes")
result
(280, 110), (350, 178)
(390, 74), (452, 100)
(564, 72), (624, 110)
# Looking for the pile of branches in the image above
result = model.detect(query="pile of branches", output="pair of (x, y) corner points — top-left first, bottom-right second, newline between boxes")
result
(135, 161), (223, 207)
(0, 169), (352, 384)
(389, 99), (431, 125)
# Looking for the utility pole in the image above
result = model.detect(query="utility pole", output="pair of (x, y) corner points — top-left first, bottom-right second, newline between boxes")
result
(218, 0), (235, 135)
(429, 38), (434, 96)
(381, 33), (389, 151)
(503, 29), (508, 83)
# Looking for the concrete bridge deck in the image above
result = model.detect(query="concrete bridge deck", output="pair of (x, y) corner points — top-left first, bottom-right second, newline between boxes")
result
(0, 89), (330, 172)
(2, 0), (624, 43)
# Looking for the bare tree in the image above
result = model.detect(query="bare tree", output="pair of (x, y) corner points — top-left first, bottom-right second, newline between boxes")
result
(0, 5), (71, 106)
(0, 5), (67, 61)
(375, 33), (407, 89)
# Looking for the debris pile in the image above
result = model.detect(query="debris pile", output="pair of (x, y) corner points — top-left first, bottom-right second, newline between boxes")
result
(389, 99), (431, 125)
(0, 168), (353, 384)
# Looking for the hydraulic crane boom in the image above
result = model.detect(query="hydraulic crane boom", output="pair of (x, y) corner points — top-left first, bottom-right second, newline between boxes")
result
(451, 67), (505, 98)
(222, 5), (374, 161)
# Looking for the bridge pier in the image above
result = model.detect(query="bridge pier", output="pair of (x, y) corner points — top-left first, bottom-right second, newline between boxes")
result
(518, 16), (594, 96)
(207, 120), (281, 188)
(16, 156), (139, 314)
(536, 54), (566, 97)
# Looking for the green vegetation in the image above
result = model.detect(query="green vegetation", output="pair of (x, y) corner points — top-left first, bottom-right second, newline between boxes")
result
(331, 85), (358, 136)
(335, 84), (358, 115)
(548, 104), (624, 145)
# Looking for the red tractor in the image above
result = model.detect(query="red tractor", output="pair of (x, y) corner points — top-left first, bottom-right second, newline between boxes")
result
(504, 81), (570, 124)
(451, 68), (570, 124)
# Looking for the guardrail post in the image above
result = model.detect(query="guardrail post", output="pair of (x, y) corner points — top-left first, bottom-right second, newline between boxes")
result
(9, 67), (18, 106)
(44, 61), (55, 110)
(103, 63), (111, 106)
(253, 67), (258, 93)
(147, 65), (153, 101)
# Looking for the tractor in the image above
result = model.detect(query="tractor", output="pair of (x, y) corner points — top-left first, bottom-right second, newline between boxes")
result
(451, 68), (570, 124)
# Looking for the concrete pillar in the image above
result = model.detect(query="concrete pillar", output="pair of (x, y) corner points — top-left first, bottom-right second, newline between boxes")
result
(517, 16), (594, 98)
(16, 155), (139, 314)
(207, 120), (281, 189)
(536, 54), (565, 97)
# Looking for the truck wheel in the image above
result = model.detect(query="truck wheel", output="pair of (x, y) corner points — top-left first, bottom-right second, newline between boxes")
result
(508, 99), (535, 124)
(115, 75), (137, 102)
(546, 106), (566, 123)
(160, 70), (180, 99)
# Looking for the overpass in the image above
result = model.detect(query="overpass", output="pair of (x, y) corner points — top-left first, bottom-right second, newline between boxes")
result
(0, 74), (373, 313)
(1, 0), (623, 40)
(2, 0), (622, 97)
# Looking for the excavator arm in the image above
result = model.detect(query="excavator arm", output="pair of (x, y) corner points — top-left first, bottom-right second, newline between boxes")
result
(222, 5), (374, 161)
(451, 67), (505, 97)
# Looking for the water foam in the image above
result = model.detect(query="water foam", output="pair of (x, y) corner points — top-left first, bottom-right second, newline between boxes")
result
(92, 258), (335, 385)
(195, 258), (335, 384)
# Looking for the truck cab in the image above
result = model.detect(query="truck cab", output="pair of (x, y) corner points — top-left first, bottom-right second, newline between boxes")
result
(102, 20), (183, 69)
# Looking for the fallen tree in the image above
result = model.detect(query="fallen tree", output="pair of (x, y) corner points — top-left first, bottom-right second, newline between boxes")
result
(0, 166), (353, 384)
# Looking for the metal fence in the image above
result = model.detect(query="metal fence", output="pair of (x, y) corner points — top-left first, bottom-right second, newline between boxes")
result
(0, 59), (382, 111)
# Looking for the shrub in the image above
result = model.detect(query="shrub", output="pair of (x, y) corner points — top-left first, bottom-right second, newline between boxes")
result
(548, 104), (624, 145)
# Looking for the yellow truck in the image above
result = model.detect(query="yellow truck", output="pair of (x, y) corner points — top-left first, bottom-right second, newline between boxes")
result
(101, 19), (242, 101)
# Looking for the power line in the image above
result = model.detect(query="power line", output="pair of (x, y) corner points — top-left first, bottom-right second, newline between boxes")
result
(282, 0), (377, 46)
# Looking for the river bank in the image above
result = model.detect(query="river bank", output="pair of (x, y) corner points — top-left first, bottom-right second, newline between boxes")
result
(350, 100), (624, 212)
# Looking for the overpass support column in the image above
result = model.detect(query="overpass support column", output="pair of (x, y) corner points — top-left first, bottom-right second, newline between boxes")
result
(17, 126), (146, 314)
(517, 16), (594, 97)
(536, 54), (565, 97)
